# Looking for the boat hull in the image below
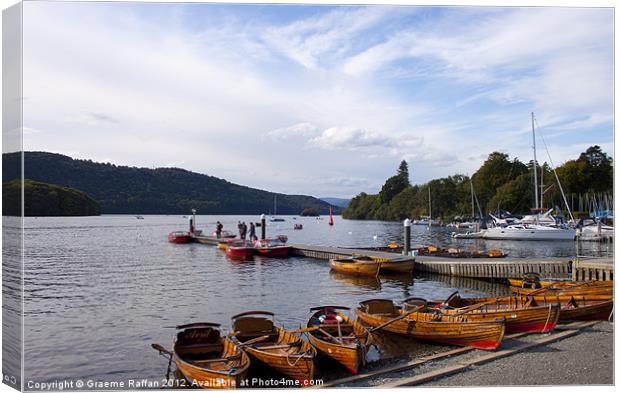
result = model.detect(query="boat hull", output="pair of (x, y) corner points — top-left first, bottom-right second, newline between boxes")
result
(355, 305), (504, 350)
(482, 226), (575, 241)
(226, 247), (254, 259)
(168, 232), (192, 244)
(439, 294), (614, 323)
(378, 257), (415, 274)
(255, 246), (291, 258)
(174, 331), (250, 389)
(511, 286), (613, 297)
(236, 327), (315, 383)
(306, 309), (372, 374)
(329, 258), (380, 277)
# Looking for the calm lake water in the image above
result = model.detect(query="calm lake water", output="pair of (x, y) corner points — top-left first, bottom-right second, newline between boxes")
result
(19, 215), (612, 385)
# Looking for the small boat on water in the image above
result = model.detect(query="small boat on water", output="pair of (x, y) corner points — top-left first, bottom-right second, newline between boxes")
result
(226, 240), (255, 260)
(306, 306), (372, 374)
(421, 293), (560, 333)
(329, 256), (380, 277)
(230, 311), (316, 383)
(375, 256), (415, 274)
(294, 224), (303, 230)
(253, 237), (291, 258)
(168, 231), (192, 244)
(355, 299), (505, 350)
(152, 322), (250, 389)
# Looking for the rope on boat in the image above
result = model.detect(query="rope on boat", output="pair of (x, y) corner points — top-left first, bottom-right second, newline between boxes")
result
(608, 304), (614, 322)
(285, 347), (313, 367)
(542, 304), (553, 332)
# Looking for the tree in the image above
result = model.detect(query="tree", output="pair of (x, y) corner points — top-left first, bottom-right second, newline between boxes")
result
(379, 160), (410, 204)
(472, 152), (527, 213)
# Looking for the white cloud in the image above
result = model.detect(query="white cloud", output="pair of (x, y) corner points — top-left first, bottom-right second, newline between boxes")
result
(17, 3), (613, 198)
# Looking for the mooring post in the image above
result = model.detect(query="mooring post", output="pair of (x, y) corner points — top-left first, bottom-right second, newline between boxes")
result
(403, 218), (411, 255)
(260, 214), (266, 240)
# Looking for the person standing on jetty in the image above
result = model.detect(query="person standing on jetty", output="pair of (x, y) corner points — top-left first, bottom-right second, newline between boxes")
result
(237, 221), (243, 238)
(215, 221), (223, 238)
(241, 222), (247, 240)
(249, 222), (257, 241)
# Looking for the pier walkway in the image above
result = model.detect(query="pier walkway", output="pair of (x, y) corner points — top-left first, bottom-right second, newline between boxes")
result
(290, 244), (613, 280)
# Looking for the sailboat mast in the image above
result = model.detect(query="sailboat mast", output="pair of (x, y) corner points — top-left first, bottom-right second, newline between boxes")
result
(532, 112), (539, 210)
(274, 195), (277, 216)
(470, 177), (475, 219)
(428, 187), (432, 228)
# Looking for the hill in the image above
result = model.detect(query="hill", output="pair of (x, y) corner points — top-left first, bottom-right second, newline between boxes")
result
(2, 152), (342, 215)
(320, 197), (350, 208)
(3, 179), (101, 216)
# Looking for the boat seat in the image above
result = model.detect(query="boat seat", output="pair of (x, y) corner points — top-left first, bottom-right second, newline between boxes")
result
(360, 299), (398, 315)
(233, 317), (279, 342)
(176, 342), (225, 359)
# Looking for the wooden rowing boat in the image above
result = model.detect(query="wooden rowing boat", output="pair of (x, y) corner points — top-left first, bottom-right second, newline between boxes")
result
(329, 256), (380, 276)
(420, 294), (560, 333)
(375, 256), (415, 274)
(508, 278), (613, 288)
(435, 292), (613, 322)
(355, 299), (505, 350)
(172, 322), (250, 389)
(230, 311), (316, 383)
(510, 285), (613, 297)
(306, 306), (373, 374)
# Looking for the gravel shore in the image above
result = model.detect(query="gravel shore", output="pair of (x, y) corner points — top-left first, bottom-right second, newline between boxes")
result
(337, 321), (613, 388)
(425, 321), (614, 386)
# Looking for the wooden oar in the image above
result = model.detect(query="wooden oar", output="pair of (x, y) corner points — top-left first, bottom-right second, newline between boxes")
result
(318, 328), (342, 344)
(368, 307), (422, 333)
(235, 335), (270, 347)
(151, 343), (174, 382)
(446, 299), (500, 316)
(194, 354), (241, 365)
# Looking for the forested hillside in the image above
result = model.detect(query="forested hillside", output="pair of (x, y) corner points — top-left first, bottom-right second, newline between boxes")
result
(2, 152), (340, 215)
(343, 146), (613, 221)
(3, 179), (101, 216)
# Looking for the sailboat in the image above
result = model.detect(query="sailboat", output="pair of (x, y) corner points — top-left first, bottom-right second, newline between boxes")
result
(328, 206), (334, 226)
(413, 187), (440, 226)
(482, 113), (575, 241)
(269, 195), (285, 222)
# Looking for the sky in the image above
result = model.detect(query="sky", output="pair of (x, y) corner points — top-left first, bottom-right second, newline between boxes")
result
(13, 2), (615, 198)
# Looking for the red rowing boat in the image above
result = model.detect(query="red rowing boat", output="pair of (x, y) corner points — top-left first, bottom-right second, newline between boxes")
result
(168, 231), (192, 244)
(226, 240), (255, 259)
(253, 238), (291, 258)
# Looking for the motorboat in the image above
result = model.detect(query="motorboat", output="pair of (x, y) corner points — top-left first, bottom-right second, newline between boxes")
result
(168, 231), (192, 244)
(253, 237), (292, 258)
(482, 223), (575, 241)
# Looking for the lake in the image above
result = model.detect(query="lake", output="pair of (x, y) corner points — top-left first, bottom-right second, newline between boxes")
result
(18, 214), (611, 385)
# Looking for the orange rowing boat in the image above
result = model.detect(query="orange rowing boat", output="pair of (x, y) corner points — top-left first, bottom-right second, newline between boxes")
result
(306, 306), (372, 374)
(355, 299), (505, 350)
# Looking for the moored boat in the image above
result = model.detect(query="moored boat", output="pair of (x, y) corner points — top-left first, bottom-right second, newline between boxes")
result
(226, 240), (255, 260)
(433, 292), (613, 322)
(211, 230), (237, 239)
(230, 311), (315, 383)
(420, 293), (560, 333)
(168, 231), (192, 244)
(153, 322), (250, 389)
(253, 238), (292, 258)
(375, 256), (415, 274)
(306, 306), (372, 374)
(355, 299), (505, 350)
(510, 284), (613, 297)
(508, 278), (613, 289)
(329, 256), (380, 277)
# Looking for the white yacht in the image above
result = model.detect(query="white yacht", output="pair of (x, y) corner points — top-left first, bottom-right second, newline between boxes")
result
(482, 223), (575, 241)
(480, 113), (575, 241)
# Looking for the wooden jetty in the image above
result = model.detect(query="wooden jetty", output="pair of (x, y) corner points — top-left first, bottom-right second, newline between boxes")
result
(289, 244), (613, 281)
(573, 258), (614, 281)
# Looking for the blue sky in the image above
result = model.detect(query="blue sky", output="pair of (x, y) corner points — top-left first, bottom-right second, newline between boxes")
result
(18, 2), (614, 198)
